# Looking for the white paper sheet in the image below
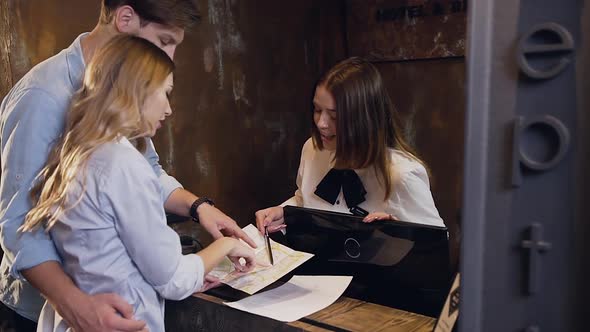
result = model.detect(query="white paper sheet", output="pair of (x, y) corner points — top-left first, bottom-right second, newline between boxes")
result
(224, 275), (353, 322)
(209, 224), (314, 294)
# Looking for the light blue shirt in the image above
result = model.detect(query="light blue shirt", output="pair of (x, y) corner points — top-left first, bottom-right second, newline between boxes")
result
(0, 33), (183, 321)
(37, 137), (204, 332)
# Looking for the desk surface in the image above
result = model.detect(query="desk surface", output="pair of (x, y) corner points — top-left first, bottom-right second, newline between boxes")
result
(166, 219), (437, 331)
(289, 295), (436, 332)
(165, 292), (435, 332)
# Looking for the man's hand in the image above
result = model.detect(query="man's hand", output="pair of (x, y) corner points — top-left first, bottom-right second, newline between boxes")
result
(197, 203), (257, 248)
(23, 262), (146, 332)
(164, 189), (257, 248)
(60, 293), (147, 332)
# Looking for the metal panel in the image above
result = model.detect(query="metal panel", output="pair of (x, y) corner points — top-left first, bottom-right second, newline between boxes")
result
(575, 2), (590, 325)
(462, 0), (582, 331)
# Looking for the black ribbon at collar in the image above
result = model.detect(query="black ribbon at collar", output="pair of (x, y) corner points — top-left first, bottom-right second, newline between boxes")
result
(314, 168), (367, 207)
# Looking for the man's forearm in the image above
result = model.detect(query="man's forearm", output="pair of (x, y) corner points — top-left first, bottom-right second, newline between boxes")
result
(22, 261), (146, 331)
(21, 261), (85, 318)
(165, 188), (197, 216)
(166, 188), (256, 247)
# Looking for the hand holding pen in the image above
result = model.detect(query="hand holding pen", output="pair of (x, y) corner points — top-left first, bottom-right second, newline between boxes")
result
(264, 226), (274, 265)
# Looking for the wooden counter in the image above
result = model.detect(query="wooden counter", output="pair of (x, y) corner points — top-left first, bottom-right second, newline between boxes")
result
(166, 219), (439, 331)
(165, 291), (436, 332)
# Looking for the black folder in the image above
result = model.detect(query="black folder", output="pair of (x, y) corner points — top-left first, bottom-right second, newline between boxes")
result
(281, 205), (451, 317)
(283, 205), (448, 267)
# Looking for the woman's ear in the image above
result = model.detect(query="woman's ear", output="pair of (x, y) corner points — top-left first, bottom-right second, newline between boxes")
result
(113, 5), (141, 34)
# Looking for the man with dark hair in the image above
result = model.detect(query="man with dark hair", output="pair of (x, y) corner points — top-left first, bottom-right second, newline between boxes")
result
(100, 0), (200, 27)
(0, 2), (256, 331)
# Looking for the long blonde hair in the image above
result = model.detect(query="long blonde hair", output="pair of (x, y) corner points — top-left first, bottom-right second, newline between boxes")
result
(21, 35), (174, 232)
(312, 57), (427, 200)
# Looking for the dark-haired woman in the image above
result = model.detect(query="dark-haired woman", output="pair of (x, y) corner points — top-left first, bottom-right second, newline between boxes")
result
(256, 57), (444, 233)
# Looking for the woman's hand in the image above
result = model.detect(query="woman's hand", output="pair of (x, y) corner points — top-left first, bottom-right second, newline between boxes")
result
(255, 206), (287, 234)
(195, 274), (222, 293)
(363, 212), (397, 223)
(227, 239), (257, 273)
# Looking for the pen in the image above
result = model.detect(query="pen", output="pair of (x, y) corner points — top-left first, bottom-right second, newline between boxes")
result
(265, 226), (274, 265)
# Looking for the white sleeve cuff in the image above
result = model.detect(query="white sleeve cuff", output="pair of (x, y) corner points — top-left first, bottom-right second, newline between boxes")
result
(153, 254), (204, 300)
(280, 196), (299, 207)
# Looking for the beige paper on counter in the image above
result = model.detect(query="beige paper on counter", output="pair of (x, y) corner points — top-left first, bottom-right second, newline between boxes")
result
(209, 224), (313, 294)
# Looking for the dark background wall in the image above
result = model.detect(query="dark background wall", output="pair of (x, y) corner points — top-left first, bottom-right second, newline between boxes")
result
(349, 0), (467, 270)
(0, 0), (465, 270)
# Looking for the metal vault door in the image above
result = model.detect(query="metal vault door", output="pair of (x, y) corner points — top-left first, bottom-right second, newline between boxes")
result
(461, 0), (587, 331)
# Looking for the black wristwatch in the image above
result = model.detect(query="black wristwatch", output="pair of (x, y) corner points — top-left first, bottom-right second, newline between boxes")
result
(189, 197), (215, 223)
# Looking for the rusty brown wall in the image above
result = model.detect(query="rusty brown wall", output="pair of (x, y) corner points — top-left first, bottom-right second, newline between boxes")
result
(159, 0), (347, 226)
(0, 0), (464, 267)
(0, 0), (346, 221)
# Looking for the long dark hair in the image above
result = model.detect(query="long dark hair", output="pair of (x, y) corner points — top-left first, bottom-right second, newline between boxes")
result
(311, 57), (425, 200)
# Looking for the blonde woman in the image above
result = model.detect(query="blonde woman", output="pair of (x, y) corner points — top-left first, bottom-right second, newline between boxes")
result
(21, 35), (256, 332)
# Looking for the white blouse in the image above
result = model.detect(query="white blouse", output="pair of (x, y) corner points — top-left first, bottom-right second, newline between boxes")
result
(282, 138), (445, 227)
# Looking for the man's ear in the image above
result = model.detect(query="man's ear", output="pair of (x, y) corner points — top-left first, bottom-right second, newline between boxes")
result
(113, 5), (141, 33)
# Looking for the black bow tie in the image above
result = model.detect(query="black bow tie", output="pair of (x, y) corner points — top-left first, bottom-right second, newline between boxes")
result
(314, 168), (367, 207)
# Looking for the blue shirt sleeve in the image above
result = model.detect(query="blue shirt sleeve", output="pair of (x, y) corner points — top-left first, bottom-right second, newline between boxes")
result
(0, 88), (63, 280)
(143, 138), (183, 201)
(102, 155), (203, 300)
